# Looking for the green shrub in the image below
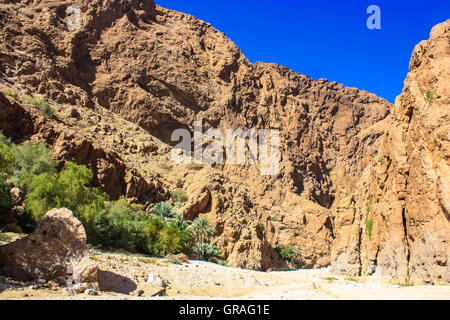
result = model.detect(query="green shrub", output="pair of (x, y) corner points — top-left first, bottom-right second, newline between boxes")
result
(189, 218), (216, 243)
(276, 245), (302, 270)
(426, 90), (434, 107)
(10, 142), (56, 188)
(137, 257), (158, 264)
(94, 200), (192, 256)
(171, 189), (188, 203)
(0, 138), (14, 220)
(156, 223), (192, 256)
(0, 142), (14, 174)
(94, 201), (152, 252)
(0, 232), (12, 242)
(192, 242), (223, 262)
(217, 259), (228, 267)
(366, 198), (373, 217)
(366, 219), (374, 239)
(0, 133), (11, 146)
(1, 136), (197, 257)
(169, 213), (190, 230)
(344, 277), (360, 282)
(2, 89), (16, 98)
(365, 198), (374, 240)
(0, 176), (13, 216)
(24, 162), (108, 238)
(23, 95), (56, 118)
(322, 276), (338, 282)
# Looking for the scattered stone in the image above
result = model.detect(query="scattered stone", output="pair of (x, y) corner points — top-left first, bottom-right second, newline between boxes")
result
(146, 273), (165, 287)
(132, 283), (165, 297)
(72, 282), (90, 294)
(85, 289), (100, 296)
(66, 288), (74, 296)
(165, 253), (189, 264)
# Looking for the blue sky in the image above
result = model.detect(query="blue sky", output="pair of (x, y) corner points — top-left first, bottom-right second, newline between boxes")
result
(157, 1), (449, 103)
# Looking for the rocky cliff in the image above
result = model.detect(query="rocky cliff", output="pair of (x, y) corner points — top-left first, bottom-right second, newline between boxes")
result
(331, 20), (450, 283)
(0, 0), (448, 281)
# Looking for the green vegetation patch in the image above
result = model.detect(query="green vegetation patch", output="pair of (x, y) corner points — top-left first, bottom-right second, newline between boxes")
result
(0, 133), (228, 264)
(192, 242), (223, 263)
(322, 276), (338, 282)
(365, 197), (374, 240)
(276, 244), (302, 270)
(425, 90), (434, 108)
(2, 89), (17, 98)
(0, 232), (12, 242)
(171, 189), (188, 204)
(23, 95), (56, 118)
(137, 257), (158, 265)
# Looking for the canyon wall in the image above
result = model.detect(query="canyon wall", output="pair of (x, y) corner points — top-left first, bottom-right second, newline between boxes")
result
(0, 0), (448, 281)
(331, 20), (450, 283)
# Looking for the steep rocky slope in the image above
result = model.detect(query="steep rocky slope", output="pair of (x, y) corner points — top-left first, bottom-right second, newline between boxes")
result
(331, 20), (450, 283)
(0, 0), (447, 281)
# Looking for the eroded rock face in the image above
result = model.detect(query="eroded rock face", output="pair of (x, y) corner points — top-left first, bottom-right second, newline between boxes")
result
(41, 123), (167, 203)
(331, 20), (450, 283)
(0, 208), (97, 284)
(0, 0), (447, 278)
(0, 91), (34, 141)
(0, 0), (390, 206)
(0, 0), (390, 271)
(264, 197), (334, 268)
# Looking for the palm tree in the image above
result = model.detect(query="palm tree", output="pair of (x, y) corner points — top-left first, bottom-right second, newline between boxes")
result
(152, 202), (177, 220)
(192, 242), (222, 262)
(189, 218), (216, 243)
(170, 213), (190, 230)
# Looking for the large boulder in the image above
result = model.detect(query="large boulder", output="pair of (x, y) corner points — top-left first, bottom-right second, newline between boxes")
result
(0, 208), (97, 284)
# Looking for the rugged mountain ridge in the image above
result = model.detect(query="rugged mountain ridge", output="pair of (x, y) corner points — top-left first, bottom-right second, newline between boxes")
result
(0, 0), (448, 282)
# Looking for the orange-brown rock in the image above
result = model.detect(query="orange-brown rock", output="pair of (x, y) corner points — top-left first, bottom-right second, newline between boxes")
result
(331, 20), (450, 283)
(0, 0), (447, 280)
(0, 90), (167, 203)
(0, 208), (97, 284)
(0, 0), (390, 271)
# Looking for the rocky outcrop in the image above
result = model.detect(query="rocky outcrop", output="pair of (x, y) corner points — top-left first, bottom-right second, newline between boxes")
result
(0, 0), (390, 271)
(331, 20), (450, 283)
(0, 0), (447, 280)
(42, 125), (167, 203)
(97, 270), (137, 295)
(0, 91), (34, 141)
(0, 90), (167, 203)
(0, 208), (97, 284)
(178, 171), (286, 270)
(263, 196), (334, 268)
(0, 0), (390, 206)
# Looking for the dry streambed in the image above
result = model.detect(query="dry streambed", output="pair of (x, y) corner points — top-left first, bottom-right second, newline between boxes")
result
(0, 250), (449, 300)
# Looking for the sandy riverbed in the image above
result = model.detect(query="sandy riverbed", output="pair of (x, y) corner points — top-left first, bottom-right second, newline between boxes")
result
(1, 251), (449, 300)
